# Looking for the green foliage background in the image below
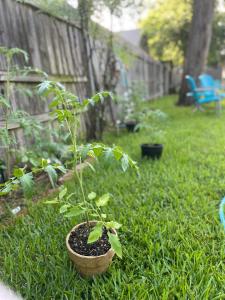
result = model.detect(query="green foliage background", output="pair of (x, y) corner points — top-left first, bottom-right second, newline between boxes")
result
(140, 0), (225, 66)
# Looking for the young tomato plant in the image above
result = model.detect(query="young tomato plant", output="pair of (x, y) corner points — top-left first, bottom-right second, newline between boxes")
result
(134, 109), (167, 139)
(40, 81), (139, 257)
(0, 158), (66, 206)
(0, 47), (28, 178)
(0, 47), (50, 178)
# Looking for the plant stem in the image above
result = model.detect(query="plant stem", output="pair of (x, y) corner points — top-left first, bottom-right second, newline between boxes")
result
(5, 56), (11, 179)
(62, 96), (90, 226)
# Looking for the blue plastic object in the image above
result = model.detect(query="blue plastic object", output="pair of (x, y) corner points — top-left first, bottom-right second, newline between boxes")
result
(199, 73), (225, 100)
(185, 75), (220, 105)
(219, 197), (225, 230)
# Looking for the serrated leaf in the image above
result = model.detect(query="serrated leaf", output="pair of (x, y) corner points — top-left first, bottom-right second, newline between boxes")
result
(104, 148), (113, 160)
(56, 165), (67, 174)
(108, 232), (122, 258)
(49, 99), (60, 108)
(59, 186), (67, 200)
(90, 213), (98, 217)
(106, 221), (122, 230)
(41, 158), (48, 168)
(44, 199), (60, 204)
(88, 192), (97, 200)
(96, 193), (110, 207)
(64, 206), (85, 218)
(113, 146), (123, 160)
(87, 223), (103, 244)
(20, 172), (34, 199)
(37, 81), (51, 95)
(92, 145), (103, 156)
(92, 94), (100, 103)
(13, 168), (24, 178)
(87, 150), (96, 158)
(0, 182), (13, 195)
(121, 154), (129, 172)
(59, 204), (71, 214)
(44, 165), (58, 188)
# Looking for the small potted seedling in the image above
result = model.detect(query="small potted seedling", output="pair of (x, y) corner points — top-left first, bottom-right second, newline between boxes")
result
(136, 109), (167, 159)
(124, 112), (140, 132)
(39, 81), (138, 276)
(122, 83), (146, 133)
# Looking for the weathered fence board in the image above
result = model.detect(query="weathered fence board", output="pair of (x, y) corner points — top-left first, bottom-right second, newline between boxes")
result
(0, 0), (179, 161)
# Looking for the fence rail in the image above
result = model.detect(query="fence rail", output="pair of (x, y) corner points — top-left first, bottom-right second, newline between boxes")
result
(0, 0), (180, 161)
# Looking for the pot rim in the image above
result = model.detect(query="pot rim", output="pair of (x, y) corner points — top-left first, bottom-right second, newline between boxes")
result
(141, 143), (163, 147)
(125, 120), (138, 124)
(66, 221), (116, 259)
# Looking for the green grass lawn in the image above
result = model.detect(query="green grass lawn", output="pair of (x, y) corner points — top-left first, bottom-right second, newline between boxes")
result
(1, 95), (225, 299)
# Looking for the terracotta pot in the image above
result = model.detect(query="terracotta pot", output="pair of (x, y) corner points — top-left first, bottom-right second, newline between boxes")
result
(66, 221), (116, 277)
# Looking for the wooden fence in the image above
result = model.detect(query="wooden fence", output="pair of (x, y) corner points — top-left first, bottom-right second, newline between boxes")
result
(0, 0), (178, 160)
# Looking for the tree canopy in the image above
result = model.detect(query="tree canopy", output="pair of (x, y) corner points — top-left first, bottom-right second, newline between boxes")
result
(140, 0), (225, 66)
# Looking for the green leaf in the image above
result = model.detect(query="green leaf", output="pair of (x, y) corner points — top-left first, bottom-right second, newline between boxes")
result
(20, 172), (34, 199)
(87, 223), (103, 244)
(0, 96), (11, 108)
(101, 213), (107, 219)
(64, 206), (85, 218)
(13, 168), (24, 178)
(121, 154), (129, 172)
(66, 192), (76, 201)
(86, 162), (96, 173)
(59, 204), (71, 214)
(44, 199), (60, 204)
(92, 145), (103, 157)
(56, 165), (67, 174)
(41, 158), (48, 168)
(0, 182), (13, 195)
(104, 148), (113, 160)
(88, 192), (97, 200)
(108, 232), (122, 258)
(59, 186), (67, 200)
(113, 146), (123, 160)
(37, 81), (51, 95)
(44, 165), (58, 188)
(96, 193), (110, 207)
(106, 221), (122, 230)
(87, 150), (96, 158)
(49, 99), (60, 108)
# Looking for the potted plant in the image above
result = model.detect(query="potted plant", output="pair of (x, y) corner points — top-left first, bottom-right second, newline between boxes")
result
(118, 82), (146, 133)
(38, 81), (139, 276)
(135, 109), (167, 159)
(124, 112), (140, 132)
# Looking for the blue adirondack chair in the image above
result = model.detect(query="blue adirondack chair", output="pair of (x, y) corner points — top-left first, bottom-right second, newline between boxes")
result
(199, 73), (225, 100)
(185, 75), (221, 111)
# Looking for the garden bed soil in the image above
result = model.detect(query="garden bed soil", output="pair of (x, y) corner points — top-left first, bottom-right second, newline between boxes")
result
(68, 223), (111, 256)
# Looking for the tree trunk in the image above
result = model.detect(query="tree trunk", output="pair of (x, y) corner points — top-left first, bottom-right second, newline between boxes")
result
(177, 0), (215, 105)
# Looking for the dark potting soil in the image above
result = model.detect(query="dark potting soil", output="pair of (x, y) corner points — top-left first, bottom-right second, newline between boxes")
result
(68, 223), (111, 256)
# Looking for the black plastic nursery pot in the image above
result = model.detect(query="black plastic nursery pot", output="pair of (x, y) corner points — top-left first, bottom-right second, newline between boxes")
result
(141, 143), (163, 159)
(125, 120), (139, 132)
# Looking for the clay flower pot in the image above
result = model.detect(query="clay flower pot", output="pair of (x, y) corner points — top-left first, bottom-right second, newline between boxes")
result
(66, 221), (116, 277)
